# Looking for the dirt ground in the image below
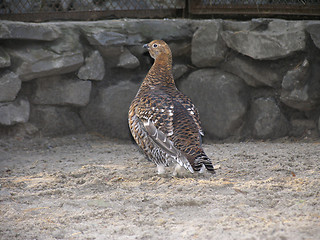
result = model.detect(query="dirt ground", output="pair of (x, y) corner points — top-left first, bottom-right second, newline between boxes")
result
(0, 134), (319, 240)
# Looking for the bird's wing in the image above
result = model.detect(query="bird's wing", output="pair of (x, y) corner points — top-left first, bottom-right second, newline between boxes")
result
(175, 91), (204, 136)
(135, 91), (194, 172)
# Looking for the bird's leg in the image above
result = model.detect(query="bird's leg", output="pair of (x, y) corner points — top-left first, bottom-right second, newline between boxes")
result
(157, 164), (166, 175)
(172, 164), (184, 177)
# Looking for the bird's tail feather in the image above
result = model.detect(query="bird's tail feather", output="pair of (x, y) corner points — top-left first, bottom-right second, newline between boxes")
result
(194, 154), (215, 173)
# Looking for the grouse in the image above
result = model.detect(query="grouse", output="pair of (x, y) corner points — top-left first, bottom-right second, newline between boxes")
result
(128, 40), (214, 176)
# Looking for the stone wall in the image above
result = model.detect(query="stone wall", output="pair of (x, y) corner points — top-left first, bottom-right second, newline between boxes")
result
(0, 19), (319, 140)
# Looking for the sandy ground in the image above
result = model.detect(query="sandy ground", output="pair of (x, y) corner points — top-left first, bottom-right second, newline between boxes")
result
(0, 134), (319, 240)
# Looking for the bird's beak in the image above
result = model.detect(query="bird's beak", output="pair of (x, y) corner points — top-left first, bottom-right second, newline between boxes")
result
(143, 44), (149, 49)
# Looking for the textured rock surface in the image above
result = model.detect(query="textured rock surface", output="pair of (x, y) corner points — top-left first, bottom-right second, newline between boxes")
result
(289, 119), (318, 138)
(0, 21), (61, 41)
(221, 55), (282, 87)
(117, 48), (140, 69)
(250, 98), (289, 139)
(29, 105), (84, 136)
(0, 71), (21, 102)
(221, 19), (306, 60)
(77, 51), (105, 81)
(169, 42), (191, 58)
(173, 64), (188, 79)
(32, 76), (92, 107)
(280, 59), (320, 111)
(80, 81), (139, 139)
(192, 20), (227, 67)
(125, 19), (193, 42)
(179, 69), (249, 139)
(0, 98), (29, 126)
(0, 47), (10, 68)
(84, 30), (127, 46)
(306, 22), (320, 49)
(9, 47), (84, 81)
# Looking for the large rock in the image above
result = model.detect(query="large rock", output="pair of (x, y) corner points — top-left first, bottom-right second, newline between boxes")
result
(80, 81), (139, 139)
(169, 41), (191, 58)
(0, 47), (10, 68)
(280, 59), (320, 111)
(289, 119), (318, 138)
(29, 105), (84, 136)
(85, 30), (127, 46)
(249, 97), (289, 139)
(77, 50), (105, 81)
(97, 46), (123, 68)
(125, 19), (193, 42)
(32, 76), (92, 107)
(306, 22), (320, 49)
(48, 24), (83, 54)
(8, 46), (84, 81)
(191, 20), (227, 67)
(0, 21), (61, 41)
(221, 55), (282, 87)
(0, 71), (21, 102)
(179, 69), (249, 139)
(173, 64), (188, 80)
(0, 98), (30, 126)
(221, 19), (306, 60)
(117, 48), (140, 69)
(80, 20), (141, 46)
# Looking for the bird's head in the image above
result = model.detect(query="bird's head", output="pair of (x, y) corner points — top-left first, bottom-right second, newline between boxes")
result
(143, 40), (172, 60)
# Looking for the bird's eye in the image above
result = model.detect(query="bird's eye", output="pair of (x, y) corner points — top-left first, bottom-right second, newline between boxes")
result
(152, 44), (158, 48)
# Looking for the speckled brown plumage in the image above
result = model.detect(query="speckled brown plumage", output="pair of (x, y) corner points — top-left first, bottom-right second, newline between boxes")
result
(128, 40), (214, 175)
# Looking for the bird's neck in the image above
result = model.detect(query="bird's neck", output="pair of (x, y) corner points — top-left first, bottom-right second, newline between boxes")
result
(143, 53), (175, 89)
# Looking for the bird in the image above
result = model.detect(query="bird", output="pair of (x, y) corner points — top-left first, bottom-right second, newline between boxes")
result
(128, 40), (215, 176)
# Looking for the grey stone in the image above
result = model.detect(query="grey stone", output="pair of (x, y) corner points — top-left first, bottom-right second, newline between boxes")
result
(306, 22), (320, 49)
(80, 81), (140, 139)
(250, 98), (289, 139)
(0, 71), (21, 102)
(85, 31), (127, 46)
(32, 76), (92, 107)
(0, 98), (30, 126)
(0, 21), (61, 41)
(80, 20), (140, 46)
(173, 64), (188, 80)
(179, 69), (249, 139)
(29, 105), (84, 136)
(0, 47), (10, 68)
(5, 122), (39, 139)
(222, 20), (254, 32)
(8, 46), (84, 81)
(280, 59), (320, 111)
(221, 19), (306, 60)
(78, 51), (105, 81)
(48, 25), (83, 54)
(117, 48), (140, 69)
(289, 119), (318, 138)
(169, 42), (191, 58)
(221, 55), (281, 87)
(125, 19), (193, 42)
(97, 46), (123, 68)
(192, 21), (227, 67)
(250, 97), (289, 139)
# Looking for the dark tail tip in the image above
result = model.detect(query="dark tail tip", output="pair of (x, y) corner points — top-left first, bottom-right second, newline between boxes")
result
(194, 155), (215, 173)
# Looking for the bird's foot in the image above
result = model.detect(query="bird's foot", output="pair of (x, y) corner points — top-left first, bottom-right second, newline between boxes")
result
(172, 164), (185, 177)
(157, 165), (166, 175)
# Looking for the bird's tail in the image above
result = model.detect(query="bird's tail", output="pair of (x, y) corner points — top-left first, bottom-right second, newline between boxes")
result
(193, 154), (215, 173)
